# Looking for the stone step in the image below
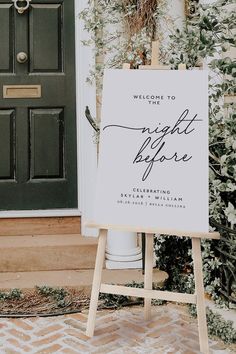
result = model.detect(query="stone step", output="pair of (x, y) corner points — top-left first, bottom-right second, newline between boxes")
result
(0, 234), (98, 272)
(0, 216), (81, 236)
(0, 269), (168, 294)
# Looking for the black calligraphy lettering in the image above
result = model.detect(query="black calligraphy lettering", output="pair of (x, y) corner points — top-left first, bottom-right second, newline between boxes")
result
(103, 109), (201, 181)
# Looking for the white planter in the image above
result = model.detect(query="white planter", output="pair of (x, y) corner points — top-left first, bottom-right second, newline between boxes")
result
(106, 230), (143, 269)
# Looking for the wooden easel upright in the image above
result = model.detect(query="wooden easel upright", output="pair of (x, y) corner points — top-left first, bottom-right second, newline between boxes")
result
(86, 41), (220, 354)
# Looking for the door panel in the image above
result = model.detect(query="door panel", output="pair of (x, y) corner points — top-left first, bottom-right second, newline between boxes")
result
(0, 0), (77, 210)
(29, 4), (63, 72)
(0, 4), (14, 72)
(0, 109), (15, 179)
(30, 108), (64, 179)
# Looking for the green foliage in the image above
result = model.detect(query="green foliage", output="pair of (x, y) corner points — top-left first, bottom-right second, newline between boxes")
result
(157, 0), (236, 304)
(0, 288), (23, 301)
(35, 286), (69, 308)
(79, 0), (169, 88)
(154, 234), (234, 305)
(207, 308), (236, 343)
(166, 0), (236, 230)
(168, 1), (236, 66)
(154, 235), (192, 293)
(189, 304), (236, 344)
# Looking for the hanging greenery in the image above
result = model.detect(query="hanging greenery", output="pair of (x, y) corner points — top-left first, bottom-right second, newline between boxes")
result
(79, 0), (169, 85)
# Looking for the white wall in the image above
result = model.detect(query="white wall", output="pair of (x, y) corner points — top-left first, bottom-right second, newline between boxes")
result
(168, 0), (185, 27)
(75, 0), (98, 237)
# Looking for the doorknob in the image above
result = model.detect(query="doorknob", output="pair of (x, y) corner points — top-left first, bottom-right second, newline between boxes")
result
(16, 52), (28, 64)
(12, 0), (31, 14)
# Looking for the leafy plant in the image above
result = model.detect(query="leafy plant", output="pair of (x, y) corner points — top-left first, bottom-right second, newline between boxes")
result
(0, 288), (23, 301)
(35, 286), (69, 308)
(206, 308), (236, 344)
(80, 0), (170, 88)
(189, 304), (236, 344)
(156, 0), (236, 304)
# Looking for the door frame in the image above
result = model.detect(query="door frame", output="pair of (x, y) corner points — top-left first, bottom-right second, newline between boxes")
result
(0, 0), (98, 236)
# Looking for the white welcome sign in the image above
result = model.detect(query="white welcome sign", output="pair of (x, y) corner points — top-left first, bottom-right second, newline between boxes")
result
(93, 69), (209, 233)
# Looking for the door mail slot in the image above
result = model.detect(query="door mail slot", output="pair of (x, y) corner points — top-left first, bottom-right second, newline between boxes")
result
(3, 85), (41, 99)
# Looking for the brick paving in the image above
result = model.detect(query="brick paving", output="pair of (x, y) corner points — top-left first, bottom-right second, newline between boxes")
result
(0, 304), (233, 354)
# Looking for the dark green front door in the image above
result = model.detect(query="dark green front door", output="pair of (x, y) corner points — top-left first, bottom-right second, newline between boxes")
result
(0, 0), (77, 210)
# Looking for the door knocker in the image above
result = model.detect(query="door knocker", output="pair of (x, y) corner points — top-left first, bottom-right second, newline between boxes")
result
(12, 0), (31, 14)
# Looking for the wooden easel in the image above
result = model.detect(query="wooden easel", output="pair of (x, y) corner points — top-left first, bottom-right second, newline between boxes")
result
(86, 42), (220, 354)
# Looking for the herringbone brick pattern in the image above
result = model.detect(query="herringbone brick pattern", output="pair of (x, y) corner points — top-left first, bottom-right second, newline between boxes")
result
(0, 304), (232, 354)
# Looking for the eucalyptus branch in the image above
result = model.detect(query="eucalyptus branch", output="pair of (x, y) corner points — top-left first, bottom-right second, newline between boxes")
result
(209, 152), (221, 164)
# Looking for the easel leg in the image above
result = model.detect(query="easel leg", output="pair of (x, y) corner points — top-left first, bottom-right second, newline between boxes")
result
(144, 233), (154, 321)
(192, 237), (209, 354)
(86, 229), (107, 337)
